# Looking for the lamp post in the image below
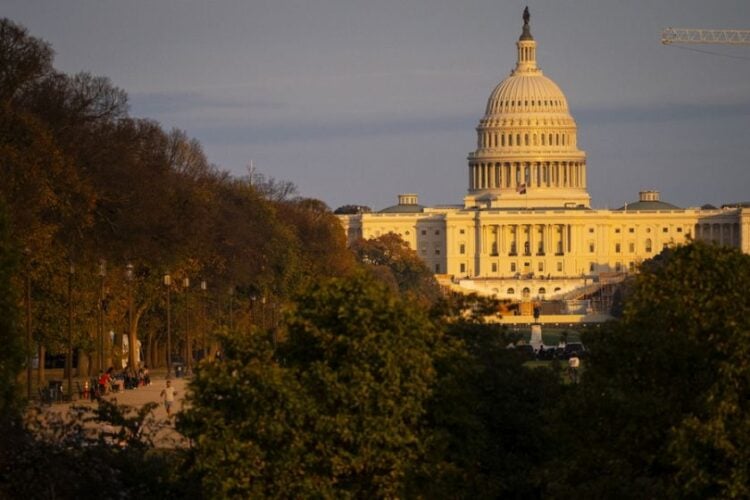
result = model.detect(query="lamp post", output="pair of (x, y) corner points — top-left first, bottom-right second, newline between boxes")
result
(228, 286), (234, 332)
(126, 263), (134, 371)
(24, 249), (32, 400)
(98, 260), (107, 372)
(183, 277), (191, 375)
(67, 262), (74, 398)
(200, 280), (207, 361)
(164, 273), (172, 377)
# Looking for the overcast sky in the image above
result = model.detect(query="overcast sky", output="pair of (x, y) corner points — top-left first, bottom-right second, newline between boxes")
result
(5, 0), (750, 210)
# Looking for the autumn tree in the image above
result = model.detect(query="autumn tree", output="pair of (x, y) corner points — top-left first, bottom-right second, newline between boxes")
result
(351, 233), (440, 306)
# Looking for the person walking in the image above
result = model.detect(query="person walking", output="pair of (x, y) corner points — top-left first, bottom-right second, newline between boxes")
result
(160, 379), (178, 417)
(568, 354), (581, 384)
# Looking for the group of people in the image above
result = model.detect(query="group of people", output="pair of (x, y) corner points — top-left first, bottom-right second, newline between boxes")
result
(90, 366), (151, 398)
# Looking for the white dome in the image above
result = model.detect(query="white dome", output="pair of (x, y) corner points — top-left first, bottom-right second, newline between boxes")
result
(485, 73), (569, 116)
(465, 8), (590, 210)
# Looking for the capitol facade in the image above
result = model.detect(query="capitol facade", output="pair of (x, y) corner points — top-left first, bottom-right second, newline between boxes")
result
(338, 10), (750, 318)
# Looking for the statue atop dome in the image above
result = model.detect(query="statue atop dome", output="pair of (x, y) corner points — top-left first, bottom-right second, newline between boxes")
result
(520, 6), (533, 41)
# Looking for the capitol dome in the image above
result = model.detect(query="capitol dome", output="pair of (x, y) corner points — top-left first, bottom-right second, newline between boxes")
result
(465, 8), (590, 209)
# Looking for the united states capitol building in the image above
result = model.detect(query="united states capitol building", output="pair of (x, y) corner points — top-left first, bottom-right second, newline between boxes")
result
(338, 10), (750, 319)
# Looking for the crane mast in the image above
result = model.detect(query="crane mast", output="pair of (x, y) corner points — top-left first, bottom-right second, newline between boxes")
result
(662, 28), (750, 45)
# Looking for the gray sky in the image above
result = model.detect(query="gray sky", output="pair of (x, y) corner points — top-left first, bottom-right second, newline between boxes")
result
(5, 0), (750, 210)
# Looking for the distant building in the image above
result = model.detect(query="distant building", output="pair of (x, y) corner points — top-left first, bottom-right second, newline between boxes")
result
(338, 10), (750, 309)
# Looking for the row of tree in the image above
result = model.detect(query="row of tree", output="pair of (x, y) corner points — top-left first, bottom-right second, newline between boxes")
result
(180, 241), (750, 498)
(1, 18), (355, 380)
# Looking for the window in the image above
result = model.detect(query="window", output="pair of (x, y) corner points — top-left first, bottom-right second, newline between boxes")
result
(589, 243), (595, 253)
(538, 287), (546, 295)
(629, 228), (635, 233)
(459, 244), (466, 254)
(459, 229), (465, 234)
(645, 239), (652, 253)
(629, 262), (635, 272)
(435, 230), (440, 235)
(524, 261), (531, 268)
(557, 262), (563, 272)
(615, 228), (621, 234)
(522, 287), (531, 298)
(615, 262), (622, 272)
(588, 228), (594, 233)
(615, 243), (621, 253)
(510, 262), (517, 272)
(538, 262), (544, 272)
(491, 263), (497, 272)
(662, 227), (668, 233)
(677, 227), (683, 233)
(460, 263), (466, 273)
(646, 228), (652, 233)
(421, 230), (427, 235)
(554, 287), (561, 293)
(629, 242), (635, 252)
(507, 288), (515, 295)
(435, 249), (440, 255)
(524, 241), (530, 255)
(589, 262), (595, 272)
(435, 264), (440, 273)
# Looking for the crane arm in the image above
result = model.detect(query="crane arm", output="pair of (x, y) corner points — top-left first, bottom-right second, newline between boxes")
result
(662, 28), (750, 45)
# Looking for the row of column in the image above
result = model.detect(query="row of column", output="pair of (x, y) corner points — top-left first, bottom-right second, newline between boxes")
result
(695, 222), (740, 247)
(480, 223), (572, 256)
(470, 161), (585, 191)
(479, 130), (573, 149)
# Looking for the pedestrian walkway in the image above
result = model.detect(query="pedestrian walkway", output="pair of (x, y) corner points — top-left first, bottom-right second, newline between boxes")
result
(32, 373), (191, 448)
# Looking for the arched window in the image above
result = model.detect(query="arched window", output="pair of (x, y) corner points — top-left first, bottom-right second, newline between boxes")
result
(538, 287), (546, 295)
(507, 288), (515, 295)
(522, 287), (531, 298)
(645, 239), (652, 253)
(554, 287), (561, 293)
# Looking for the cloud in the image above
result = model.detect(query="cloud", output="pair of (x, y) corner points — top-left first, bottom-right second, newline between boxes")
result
(186, 113), (477, 145)
(576, 99), (750, 124)
(129, 90), (286, 115)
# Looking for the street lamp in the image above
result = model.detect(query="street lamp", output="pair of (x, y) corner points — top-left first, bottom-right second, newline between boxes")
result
(126, 263), (135, 371)
(67, 262), (75, 398)
(98, 260), (107, 372)
(183, 277), (191, 375)
(24, 248), (32, 400)
(228, 286), (234, 332)
(200, 280), (207, 361)
(164, 273), (172, 377)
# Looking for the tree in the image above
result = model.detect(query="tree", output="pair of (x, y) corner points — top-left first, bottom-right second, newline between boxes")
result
(351, 233), (440, 306)
(180, 272), (439, 498)
(545, 242), (750, 498)
(0, 18), (53, 104)
(0, 200), (22, 419)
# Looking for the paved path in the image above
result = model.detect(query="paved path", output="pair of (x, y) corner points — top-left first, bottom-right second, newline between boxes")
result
(34, 374), (191, 448)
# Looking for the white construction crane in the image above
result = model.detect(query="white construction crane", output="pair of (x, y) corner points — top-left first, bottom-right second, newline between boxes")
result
(661, 28), (750, 45)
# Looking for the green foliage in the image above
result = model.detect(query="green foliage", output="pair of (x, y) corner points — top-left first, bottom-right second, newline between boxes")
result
(546, 242), (750, 498)
(1, 400), (194, 499)
(180, 272), (439, 498)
